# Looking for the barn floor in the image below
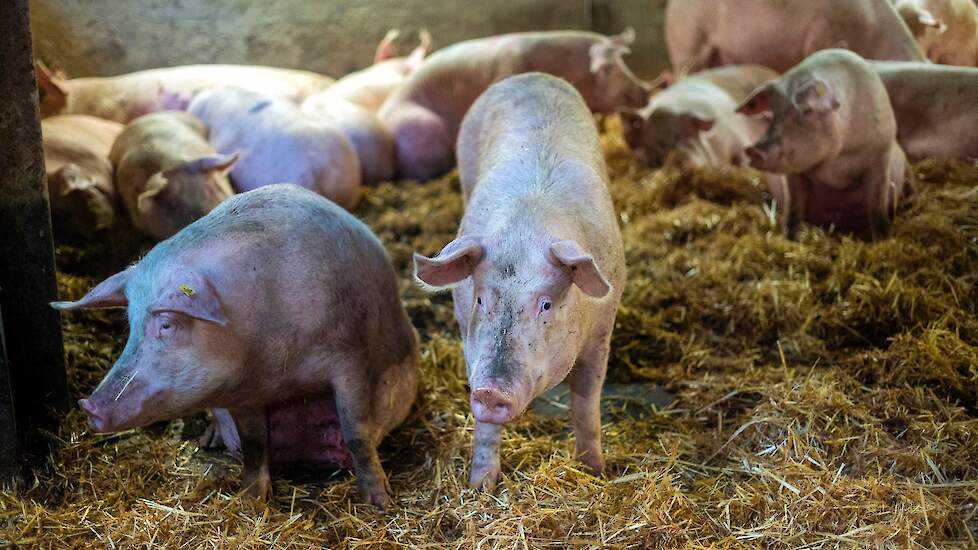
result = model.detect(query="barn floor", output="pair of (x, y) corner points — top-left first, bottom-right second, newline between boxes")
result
(3, 118), (978, 548)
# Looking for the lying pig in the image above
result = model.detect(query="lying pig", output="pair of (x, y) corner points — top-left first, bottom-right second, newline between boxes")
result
(110, 112), (236, 240)
(36, 62), (334, 123)
(41, 115), (123, 240)
(318, 29), (432, 112)
(620, 64), (778, 167)
(302, 92), (395, 184)
(414, 73), (626, 490)
(871, 60), (978, 160)
(189, 87), (362, 209)
(666, 0), (925, 74)
(894, 0), (978, 65)
(737, 49), (912, 239)
(52, 184), (420, 507)
(379, 29), (650, 180)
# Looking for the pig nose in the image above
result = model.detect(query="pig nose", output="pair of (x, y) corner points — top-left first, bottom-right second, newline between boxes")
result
(78, 398), (106, 431)
(471, 387), (515, 425)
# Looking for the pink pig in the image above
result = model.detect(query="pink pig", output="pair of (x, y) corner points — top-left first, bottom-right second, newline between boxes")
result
(379, 30), (650, 181)
(35, 62), (334, 123)
(894, 0), (978, 66)
(737, 49), (913, 239)
(301, 94), (395, 185)
(666, 0), (925, 74)
(41, 115), (123, 240)
(52, 184), (420, 507)
(414, 73), (626, 490)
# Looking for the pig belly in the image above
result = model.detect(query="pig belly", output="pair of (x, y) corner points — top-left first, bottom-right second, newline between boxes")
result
(268, 392), (353, 469)
(805, 184), (885, 236)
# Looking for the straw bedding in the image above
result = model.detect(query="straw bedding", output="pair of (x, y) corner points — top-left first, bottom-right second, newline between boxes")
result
(2, 117), (976, 548)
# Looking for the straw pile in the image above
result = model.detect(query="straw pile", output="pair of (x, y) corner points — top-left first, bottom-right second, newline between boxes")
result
(2, 117), (977, 548)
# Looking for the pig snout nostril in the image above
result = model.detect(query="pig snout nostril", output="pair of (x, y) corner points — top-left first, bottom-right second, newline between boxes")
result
(472, 387), (513, 418)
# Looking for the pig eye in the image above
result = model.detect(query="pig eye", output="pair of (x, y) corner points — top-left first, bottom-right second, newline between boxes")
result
(477, 297), (482, 305)
(537, 296), (554, 317)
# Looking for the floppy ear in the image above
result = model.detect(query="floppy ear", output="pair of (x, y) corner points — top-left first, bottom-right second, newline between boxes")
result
(549, 240), (612, 299)
(182, 152), (239, 174)
(150, 269), (228, 326)
(137, 172), (170, 213)
(374, 29), (401, 62)
(590, 33), (631, 74)
(413, 236), (484, 289)
(792, 78), (840, 115)
(610, 27), (636, 48)
(51, 269), (129, 310)
(737, 83), (776, 116)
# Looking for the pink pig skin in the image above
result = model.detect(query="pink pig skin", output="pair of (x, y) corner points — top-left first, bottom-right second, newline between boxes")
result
(301, 95), (395, 185)
(871, 60), (978, 161)
(35, 63), (334, 123)
(379, 30), (649, 181)
(621, 64), (778, 168)
(52, 184), (420, 507)
(41, 115), (123, 240)
(894, 0), (978, 66)
(737, 49), (913, 240)
(666, 0), (925, 74)
(189, 87), (362, 210)
(414, 73), (626, 491)
(110, 111), (236, 241)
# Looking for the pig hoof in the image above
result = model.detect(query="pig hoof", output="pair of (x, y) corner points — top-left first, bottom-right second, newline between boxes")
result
(358, 473), (393, 510)
(244, 476), (273, 502)
(198, 421), (224, 449)
(469, 462), (501, 492)
(577, 451), (605, 477)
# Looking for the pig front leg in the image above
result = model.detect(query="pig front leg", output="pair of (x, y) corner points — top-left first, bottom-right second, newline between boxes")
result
(470, 421), (502, 491)
(569, 337), (609, 476)
(333, 382), (392, 508)
(231, 407), (272, 501)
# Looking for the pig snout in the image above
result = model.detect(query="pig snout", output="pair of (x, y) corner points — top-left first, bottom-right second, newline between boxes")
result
(78, 398), (109, 432)
(470, 386), (517, 424)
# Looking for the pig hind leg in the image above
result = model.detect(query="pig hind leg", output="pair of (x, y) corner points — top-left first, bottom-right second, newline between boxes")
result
(569, 333), (610, 476)
(332, 370), (392, 508)
(470, 421), (503, 491)
(230, 407), (272, 501)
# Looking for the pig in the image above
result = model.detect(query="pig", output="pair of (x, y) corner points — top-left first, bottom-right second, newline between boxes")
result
(893, 0), (978, 65)
(35, 62), (334, 123)
(301, 94), (395, 184)
(379, 29), (650, 181)
(871, 60), (978, 160)
(51, 184), (420, 507)
(317, 29), (432, 112)
(413, 73), (626, 490)
(110, 111), (237, 241)
(665, 0), (925, 75)
(189, 87), (362, 209)
(736, 49), (912, 239)
(620, 64), (779, 167)
(41, 115), (123, 240)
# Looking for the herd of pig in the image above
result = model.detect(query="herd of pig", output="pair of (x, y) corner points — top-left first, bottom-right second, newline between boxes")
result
(48, 0), (978, 508)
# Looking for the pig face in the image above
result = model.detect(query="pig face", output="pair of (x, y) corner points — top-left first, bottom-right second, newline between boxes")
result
(135, 153), (237, 240)
(414, 235), (611, 425)
(621, 107), (715, 166)
(52, 267), (239, 432)
(737, 79), (841, 173)
(588, 29), (650, 112)
(36, 62), (69, 118)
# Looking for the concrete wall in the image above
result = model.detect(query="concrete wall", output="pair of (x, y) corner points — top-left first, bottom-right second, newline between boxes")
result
(29, 0), (669, 80)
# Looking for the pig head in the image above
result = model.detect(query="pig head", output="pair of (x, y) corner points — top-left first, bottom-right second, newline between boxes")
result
(415, 235), (611, 425)
(52, 266), (240, 432)
(586, 28), (650, 112)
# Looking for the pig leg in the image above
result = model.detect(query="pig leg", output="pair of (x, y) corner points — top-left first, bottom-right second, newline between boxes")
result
(470, 420), (502, 491)
(569, 336), (609, 476)
(862, 166), (892, 240)
(783, 175), (810, 239)
(231, 407), (272, 501)
(333, 380), (391, 508)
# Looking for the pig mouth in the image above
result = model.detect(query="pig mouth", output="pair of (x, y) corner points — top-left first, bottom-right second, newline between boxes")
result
(470, 387), (529, 425)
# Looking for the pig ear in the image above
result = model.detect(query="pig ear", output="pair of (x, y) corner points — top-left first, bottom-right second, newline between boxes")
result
(182, 152), (239, 174)
(917, 9), (947, 33)
(406, 29), (432, 67)
(51, 269), (129, 310)
(610, 27), (636, 48)
(549, 240), (612, 299)
(36, 61), (68, 95)
(150, 270), (228, 326)
(52, 164), (97, 196)
(137, 172), (170, 213)
(375, 29), (401, 62)
(413, 236), (484, 290)
(737, 83), (776, 116)
(792, 78), (840, 115)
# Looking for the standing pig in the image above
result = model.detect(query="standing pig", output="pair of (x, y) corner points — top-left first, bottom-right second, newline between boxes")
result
(414, 73), (626, 490)
(110, 112), (236, 241)
(301, 94), (395, 184)
(736, 49), (912, 239)
(620, 64), (778, 167)
(871, 60), (978, 160)
(189, 87), (362, 209)
(894, 0), (978, 65)
(35, 62), (334, 122)
(665, 0), (925, 75)
(41, 115), (123, 240)
(379, 30), (650, 181)
(317, 29), (432, 112)
(52, 184), (420, 507)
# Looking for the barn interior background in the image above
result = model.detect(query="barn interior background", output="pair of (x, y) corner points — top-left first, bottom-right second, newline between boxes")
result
(0, 0), (976, 547)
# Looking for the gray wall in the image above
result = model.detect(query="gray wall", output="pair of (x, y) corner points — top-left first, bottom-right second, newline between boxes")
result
(29, 0), (669, 80)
